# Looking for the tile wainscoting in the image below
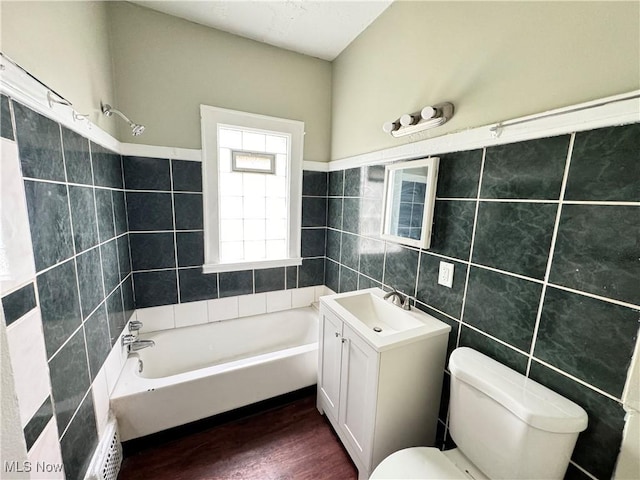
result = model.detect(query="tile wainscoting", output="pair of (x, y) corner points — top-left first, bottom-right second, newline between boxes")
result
(2, 86), (638, 480)
(1, 94), (133, 480)
(323, 124), (639, 480)
(122, 156), (327, 316)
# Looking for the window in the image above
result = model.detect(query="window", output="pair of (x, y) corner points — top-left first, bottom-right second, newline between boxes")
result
(200, 106), (304, 273)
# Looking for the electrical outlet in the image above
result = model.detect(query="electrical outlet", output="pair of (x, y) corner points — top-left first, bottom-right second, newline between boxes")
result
(438, 261), (454, 288)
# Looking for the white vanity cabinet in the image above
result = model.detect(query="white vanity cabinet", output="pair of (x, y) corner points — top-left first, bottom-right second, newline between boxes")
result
(317, 290), (451, 480)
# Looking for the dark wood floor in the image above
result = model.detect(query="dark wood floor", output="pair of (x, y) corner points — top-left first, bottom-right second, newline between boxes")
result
(118, 391), (357, 480)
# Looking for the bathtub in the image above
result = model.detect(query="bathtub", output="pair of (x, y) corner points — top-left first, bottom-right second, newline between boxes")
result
(110, 305), (319, 441)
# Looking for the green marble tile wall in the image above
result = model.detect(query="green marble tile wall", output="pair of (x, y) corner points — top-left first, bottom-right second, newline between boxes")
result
(325, 123), (639, 479)
(1, 94), (134, 480)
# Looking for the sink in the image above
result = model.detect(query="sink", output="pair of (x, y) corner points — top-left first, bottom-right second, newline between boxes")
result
(321, 287), (451, 351)
(335, 292), (424, 333)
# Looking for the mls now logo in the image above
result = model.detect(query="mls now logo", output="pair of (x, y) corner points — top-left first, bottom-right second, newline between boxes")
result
(4, 461), (64, 474)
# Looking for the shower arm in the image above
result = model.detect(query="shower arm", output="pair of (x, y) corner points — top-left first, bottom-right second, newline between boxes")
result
(101, 103), (145, 135)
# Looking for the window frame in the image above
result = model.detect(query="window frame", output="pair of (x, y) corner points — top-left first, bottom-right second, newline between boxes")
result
(200, 105), (304, 273)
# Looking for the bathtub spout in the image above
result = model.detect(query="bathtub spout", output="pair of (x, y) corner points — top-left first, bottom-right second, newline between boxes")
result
(129, 339), (155, 352)
(122, 334), (155, 352)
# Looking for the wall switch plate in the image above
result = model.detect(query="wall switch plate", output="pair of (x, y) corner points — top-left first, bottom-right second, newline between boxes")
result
(438, 261), (454, 288)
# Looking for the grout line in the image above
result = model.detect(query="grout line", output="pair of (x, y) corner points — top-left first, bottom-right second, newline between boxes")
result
(468, 262), (545, 285)
(168, 159), (181, 304)
(57, 386), (92, 441)
(59, 124), (95, 385)
(568, 461), (599, 480)
(414, 298), (461, 323)
(546, 283), (640, 310)
(457, 147), (486, 348)
(526, 133), (575, 376)
(530, 356), (623, 403)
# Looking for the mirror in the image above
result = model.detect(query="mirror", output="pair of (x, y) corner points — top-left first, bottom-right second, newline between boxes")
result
(380, 157), (439, 249)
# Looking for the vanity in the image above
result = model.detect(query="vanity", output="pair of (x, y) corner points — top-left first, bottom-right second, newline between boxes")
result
(317, 288), (451, 480)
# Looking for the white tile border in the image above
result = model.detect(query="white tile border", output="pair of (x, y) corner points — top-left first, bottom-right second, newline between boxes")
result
(6, 308), (52, 427)
(238, 293), (267, 317)
(208, 296), (239, 323)
(266, 290), (292, 312)
(174, 300), (208, 328)
(136, 305), (176, 333)
(26, 418), (65, 479)
(91, 369), (110, 437)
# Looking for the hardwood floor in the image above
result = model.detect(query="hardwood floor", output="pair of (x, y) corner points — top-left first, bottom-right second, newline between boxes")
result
(118, 390), (357, 480)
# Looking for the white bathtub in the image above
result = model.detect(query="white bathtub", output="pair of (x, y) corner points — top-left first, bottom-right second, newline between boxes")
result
(110, 305), (319, 441)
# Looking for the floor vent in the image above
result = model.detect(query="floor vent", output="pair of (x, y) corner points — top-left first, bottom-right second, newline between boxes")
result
(84, 417), (123, 480)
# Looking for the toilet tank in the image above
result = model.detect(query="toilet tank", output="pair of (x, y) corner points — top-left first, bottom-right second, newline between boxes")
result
(448, 348), (588, 480)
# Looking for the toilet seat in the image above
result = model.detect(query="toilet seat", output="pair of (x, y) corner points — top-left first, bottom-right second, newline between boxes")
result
(369, 447), (468, 479)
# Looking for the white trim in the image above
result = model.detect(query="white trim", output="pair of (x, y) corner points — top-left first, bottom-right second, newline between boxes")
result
(0, 55), (120, 153)
(302, 160), (329, 172)
(380, 157), (439, 249)
(329, 90), (640, 171)
(202, 257), (303, 274)
(120, 143), (202, 162)
(200, 105), (304, 271)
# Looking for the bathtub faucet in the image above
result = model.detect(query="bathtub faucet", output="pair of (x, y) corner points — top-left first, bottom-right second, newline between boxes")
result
(122, 334), (155, 352)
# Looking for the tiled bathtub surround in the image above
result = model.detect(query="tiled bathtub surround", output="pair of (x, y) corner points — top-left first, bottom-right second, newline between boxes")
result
(325, 123), (640, 480)
(1, 94), (134, 480)
(124, 156), (326, 315)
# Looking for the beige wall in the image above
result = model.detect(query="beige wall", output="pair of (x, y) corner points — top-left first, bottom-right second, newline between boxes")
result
(0, 1), (118, 136)
(331, 1), (640, 160)
(107, 2), (332, 161)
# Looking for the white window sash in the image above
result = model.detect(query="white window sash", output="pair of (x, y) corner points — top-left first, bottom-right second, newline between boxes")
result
(200, 105), (303, 272)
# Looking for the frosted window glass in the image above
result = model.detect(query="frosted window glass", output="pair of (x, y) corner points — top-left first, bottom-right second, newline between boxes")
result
(266, 198), (287, 218)
(244, 241), (266, 260)
(220, 197), (243, 219)
(219, 172), (243, 196)
(219, 128), (242, 149)
(221, 241), (243, 261)
(266, 176), (287, 198)
(266, 135), (287, 154)
(266, 240), (286, 259)
(220, 219), (243, 241)
(210, 116), (300, 267)
(243, 197), (266, 219)
(242, 131), (266, 152)
(219, 148), (232, 172)
(242, 173), (266, 197)
(244, 219), (266, 240)
(266, 219), (286, 240)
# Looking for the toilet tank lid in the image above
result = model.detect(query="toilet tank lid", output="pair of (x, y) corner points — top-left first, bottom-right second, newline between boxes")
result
(449, 348), (588, 433)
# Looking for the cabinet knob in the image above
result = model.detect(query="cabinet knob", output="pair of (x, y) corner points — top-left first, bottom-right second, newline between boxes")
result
(335, 332), (340, 337)
(341, 338), (347, 344)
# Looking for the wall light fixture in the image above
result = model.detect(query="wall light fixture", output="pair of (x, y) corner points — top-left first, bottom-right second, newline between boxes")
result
(383, 102), (454, 137)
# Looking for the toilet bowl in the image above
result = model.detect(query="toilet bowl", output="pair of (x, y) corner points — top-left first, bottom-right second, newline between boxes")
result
(370, 347), (588, 480)
(370, 447), (487, 479)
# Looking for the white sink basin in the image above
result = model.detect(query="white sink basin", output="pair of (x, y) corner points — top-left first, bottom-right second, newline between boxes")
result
(334, 292), (424, 333)
(321, 288), (451, 351)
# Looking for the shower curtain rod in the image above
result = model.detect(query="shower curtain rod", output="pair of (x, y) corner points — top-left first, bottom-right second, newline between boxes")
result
(490, 92), (640, 135)
(0, 53), (72, 107)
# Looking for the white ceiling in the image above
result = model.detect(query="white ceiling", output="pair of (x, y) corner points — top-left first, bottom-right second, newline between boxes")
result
(130, 0), (394, 61)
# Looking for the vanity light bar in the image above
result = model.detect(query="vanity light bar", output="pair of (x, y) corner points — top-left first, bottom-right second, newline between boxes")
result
(383, 102), (454, 137)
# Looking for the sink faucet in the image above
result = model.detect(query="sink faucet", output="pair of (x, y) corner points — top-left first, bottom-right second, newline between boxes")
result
(383, 288), (412, 311)
(122, 334), (155, 352)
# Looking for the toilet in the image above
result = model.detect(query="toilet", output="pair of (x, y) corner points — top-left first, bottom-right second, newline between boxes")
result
(370, 347), (588, 480)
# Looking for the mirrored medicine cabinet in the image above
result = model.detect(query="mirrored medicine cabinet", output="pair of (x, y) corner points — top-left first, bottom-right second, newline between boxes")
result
(380, 157), (439, 249)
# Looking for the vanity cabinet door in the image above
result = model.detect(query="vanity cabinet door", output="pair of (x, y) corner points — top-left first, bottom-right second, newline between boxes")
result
(318, 309), (343, 421)
(338, 323), (379, 466)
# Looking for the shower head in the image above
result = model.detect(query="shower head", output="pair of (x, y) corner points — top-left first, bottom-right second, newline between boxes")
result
(101, 103), (145, 136)
(131, 123), (145, 136)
